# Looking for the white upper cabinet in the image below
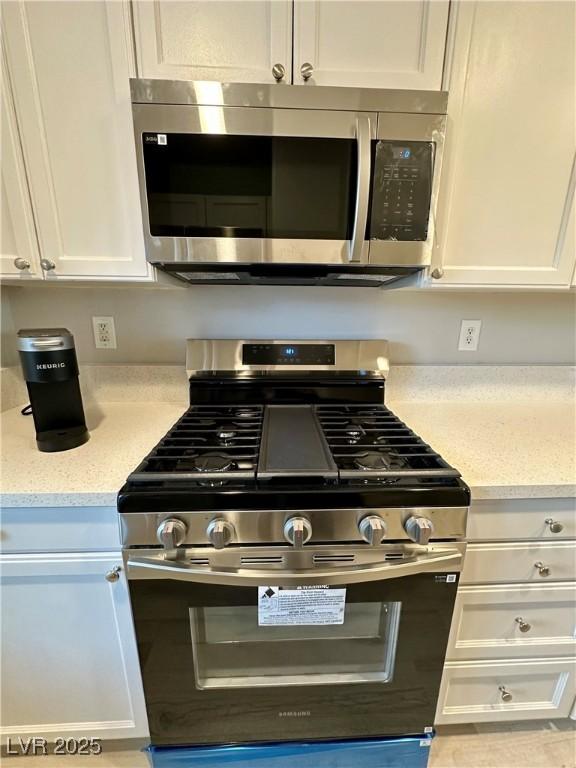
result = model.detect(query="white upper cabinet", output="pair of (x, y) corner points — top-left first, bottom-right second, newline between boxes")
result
(133, 1), (294, 84)
(433, 1), (576, 287)
(133, 0), (448, 90)
(0, 52), (41, 280)
(2, 2), (149, 280)
(293, 0), (449, 89)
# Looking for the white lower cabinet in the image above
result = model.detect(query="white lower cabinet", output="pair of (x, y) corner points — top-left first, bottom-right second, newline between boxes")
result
(437, 498), (576, 725)
(0, 552), (148, 741)
(437, 658), (576, 725)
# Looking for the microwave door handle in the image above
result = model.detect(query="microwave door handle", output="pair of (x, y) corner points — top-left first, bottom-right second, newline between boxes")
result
(126, 546), (463, 587)
(349, 115), (372, 264)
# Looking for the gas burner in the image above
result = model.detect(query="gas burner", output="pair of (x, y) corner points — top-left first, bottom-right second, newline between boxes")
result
(235, 408), (260, 419)
(217, 425), (238, 445)
(194, 453), (236, 473)
(344, 423), (366, 444)
(353, 453), (391, 472)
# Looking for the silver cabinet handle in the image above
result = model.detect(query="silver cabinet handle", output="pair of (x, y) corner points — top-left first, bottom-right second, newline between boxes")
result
(272, 63), (286, 81)
(430, 267), (444, 279)
(14, 257), (30, 270)
(545, 518), (564, 534)
(534, 561), (551, 577)
(105, 566), (121, 583)
(40, 258), (56, 271)
(515, 616), (531, 633)
(498, 685), (513, 702)
(127, 546), (463, 587)
(348, 115), (371, 264)
(300, 62), (313, 81)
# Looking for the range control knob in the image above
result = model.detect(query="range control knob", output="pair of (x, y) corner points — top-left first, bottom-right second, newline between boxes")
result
(283, 517), (312, 548)
(359, 515), (387, 546)
(156, 518), (187, 549)
(404, 516), (434, 545)
(207, 518), (235, 549)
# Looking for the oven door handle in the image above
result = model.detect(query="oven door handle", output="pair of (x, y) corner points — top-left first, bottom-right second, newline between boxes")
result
(348, 115), (372, 264)
(126, 546), (463, 587)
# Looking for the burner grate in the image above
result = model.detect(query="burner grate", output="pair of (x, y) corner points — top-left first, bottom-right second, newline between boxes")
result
(316, 405), (460, 478)
(128, 405), (264, 483)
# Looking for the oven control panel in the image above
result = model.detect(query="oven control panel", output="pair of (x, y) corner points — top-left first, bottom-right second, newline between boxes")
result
(369, 140), (433, 242)
(242, 343), (335, 366)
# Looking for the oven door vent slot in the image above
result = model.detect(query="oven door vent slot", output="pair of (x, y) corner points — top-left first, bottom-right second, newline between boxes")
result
(189, 557), (210, 566)
(384, 552), (406, 561)
(241, 556), (285, 565)
(313, 554), (356, 564)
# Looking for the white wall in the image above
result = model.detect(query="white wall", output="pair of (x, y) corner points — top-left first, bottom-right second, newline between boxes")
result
(3, 284), (575, 366)
(0, 286), (18, 366)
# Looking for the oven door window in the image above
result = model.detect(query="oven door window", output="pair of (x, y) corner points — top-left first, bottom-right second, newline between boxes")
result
(142, 134), (357, 240)
(190, 601), (401, 689)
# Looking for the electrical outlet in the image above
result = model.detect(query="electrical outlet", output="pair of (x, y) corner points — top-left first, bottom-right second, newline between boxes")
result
(92, 316), (117, 349)
(458, 320), (481, 351)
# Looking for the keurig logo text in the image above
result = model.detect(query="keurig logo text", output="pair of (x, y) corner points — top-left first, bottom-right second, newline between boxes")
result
(36, 363), (66, 370)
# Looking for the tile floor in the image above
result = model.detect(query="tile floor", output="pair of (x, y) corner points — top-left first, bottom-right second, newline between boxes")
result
(2, 722), (575, 768)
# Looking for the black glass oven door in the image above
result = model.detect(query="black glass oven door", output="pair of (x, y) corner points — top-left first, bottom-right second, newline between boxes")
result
(127, 549), (461, 747)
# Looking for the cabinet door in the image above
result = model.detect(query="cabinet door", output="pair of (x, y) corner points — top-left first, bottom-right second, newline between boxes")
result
(0, 51), (41, 280)
(2, 2), (150, 279)
(133, 1), (293, 84)
(0, 552), (148, 741)
(293, 0), (449, 89)
(433, 1), (576, 287)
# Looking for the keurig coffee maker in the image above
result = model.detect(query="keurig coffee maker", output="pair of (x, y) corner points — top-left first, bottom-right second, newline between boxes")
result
(17, 328), (89, 452)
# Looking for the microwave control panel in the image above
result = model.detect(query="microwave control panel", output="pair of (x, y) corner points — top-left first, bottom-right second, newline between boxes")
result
(369, 141), (433, 242)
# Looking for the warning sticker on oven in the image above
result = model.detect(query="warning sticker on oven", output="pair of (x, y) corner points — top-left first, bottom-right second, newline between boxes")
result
(258, 586), (346, 626)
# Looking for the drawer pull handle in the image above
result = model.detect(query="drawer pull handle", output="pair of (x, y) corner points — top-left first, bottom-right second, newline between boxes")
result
(105, 566), (122, 583)
(515, 616), (531, 633)
(498, 685), (513, 703)
(534, 561), (551, 577)
(545, 518), (564, 534)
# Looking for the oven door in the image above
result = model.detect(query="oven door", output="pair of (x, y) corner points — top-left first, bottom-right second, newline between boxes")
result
(126, 543), (464, 746)
(133, 101), (375, 267)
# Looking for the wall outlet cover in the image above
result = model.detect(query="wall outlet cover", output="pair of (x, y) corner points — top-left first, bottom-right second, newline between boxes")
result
(458, 319), (481, 351)
(92, 316), (117, 349)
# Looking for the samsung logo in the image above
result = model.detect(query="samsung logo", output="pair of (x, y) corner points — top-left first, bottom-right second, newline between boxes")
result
(278, 711), (311, 718)
(36, 363), (66, 370)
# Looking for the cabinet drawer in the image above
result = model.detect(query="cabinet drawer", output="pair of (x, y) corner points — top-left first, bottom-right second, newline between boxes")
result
(461, 541), (576, 584)
(467, 499), (576, 542)
(447, 583), (576, 660)
(435, 657), (576, 724)
(0, 507), (120, 552)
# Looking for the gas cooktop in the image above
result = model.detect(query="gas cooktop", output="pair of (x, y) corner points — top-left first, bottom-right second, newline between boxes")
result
(118, 340), (469, 515)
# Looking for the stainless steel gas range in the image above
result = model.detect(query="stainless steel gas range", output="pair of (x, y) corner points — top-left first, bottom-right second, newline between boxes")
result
(118, 339), (469, 748)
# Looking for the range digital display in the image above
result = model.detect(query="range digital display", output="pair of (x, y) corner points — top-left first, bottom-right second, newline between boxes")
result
(242, 344), (335, 366)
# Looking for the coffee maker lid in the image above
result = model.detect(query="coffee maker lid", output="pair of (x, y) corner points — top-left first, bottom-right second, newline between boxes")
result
(17, 328), (75, 352)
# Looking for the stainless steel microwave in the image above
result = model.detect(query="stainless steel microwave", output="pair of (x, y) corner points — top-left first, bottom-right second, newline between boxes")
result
(131, 80), (447, 287)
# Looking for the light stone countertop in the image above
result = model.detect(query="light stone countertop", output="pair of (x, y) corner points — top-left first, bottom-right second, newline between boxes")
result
(1, 395), (574, 508)
(388, 400), (575, 501)
(0, 401), (187, 508)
